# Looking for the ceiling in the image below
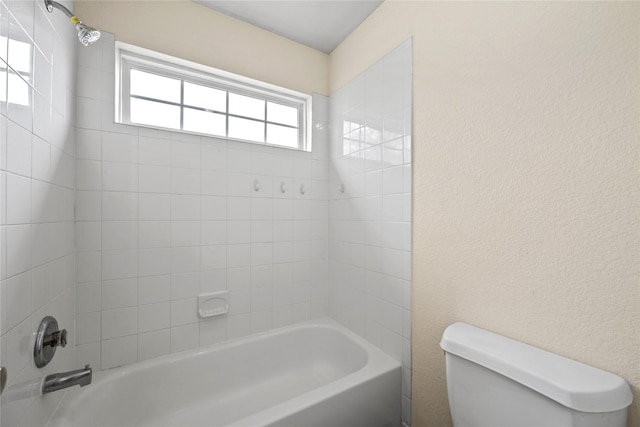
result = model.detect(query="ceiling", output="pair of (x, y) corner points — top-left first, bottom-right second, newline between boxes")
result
(193, 0), (383, 54)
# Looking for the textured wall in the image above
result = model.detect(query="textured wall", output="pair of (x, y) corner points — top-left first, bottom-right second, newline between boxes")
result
(75, 0), (329, 96)
(331, 2), (639, 426)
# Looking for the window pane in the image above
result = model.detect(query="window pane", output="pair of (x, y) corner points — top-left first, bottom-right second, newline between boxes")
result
(228, 117), (264, 143)
(184, 82), (226, 112)
(184, 107), (226, 136)
(229, 92), (264, 120)
(130, 98), (180, 129)
(267, 124), (298, 148)
(267, 102), (298, 127)
(130, 69), (181, 103)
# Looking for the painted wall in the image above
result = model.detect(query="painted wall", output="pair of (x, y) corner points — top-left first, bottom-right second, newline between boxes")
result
(0, 0), (78, 425)
(74, 33), (330, 370)
(330, 2), (639, 426)
(75, 0), (329, 96)
(329, 39), (412, 424)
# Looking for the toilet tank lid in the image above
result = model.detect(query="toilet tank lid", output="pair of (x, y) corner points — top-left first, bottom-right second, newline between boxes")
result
(440, 322), (633, 413)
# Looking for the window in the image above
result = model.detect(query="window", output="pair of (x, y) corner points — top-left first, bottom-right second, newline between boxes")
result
(116, 42), (311, 151)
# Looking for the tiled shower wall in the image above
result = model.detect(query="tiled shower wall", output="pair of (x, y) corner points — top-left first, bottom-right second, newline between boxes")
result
(74, 34), (330, 370)
(0, 0), (78, 425)
(328, 39), (412, 425)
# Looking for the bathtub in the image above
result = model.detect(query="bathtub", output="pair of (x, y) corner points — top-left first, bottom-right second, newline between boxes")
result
(48, 318), (402, 427)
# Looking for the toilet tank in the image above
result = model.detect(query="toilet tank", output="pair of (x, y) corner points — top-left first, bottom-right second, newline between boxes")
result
(440, 323), (633, 427)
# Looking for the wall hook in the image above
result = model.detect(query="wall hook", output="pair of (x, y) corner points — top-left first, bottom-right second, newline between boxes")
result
(280, 181), (286, 194)
(253, 179), (260, 192)
(338, 183), (345, 194)
(300, 184), (306, 195)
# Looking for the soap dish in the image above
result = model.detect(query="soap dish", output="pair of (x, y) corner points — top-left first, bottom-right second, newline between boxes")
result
(198, 291), (229, 318)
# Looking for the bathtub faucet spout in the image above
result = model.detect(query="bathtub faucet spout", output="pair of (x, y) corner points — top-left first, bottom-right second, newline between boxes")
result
(42, 365), (92, 394)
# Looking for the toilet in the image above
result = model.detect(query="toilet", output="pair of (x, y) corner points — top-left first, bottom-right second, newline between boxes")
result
(440, 322), (633, 427)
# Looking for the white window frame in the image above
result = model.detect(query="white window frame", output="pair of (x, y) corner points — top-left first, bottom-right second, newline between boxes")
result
(115, 42), (312, 151)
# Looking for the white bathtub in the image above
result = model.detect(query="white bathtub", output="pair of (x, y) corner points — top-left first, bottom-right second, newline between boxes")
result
(48, 318), (401, 427)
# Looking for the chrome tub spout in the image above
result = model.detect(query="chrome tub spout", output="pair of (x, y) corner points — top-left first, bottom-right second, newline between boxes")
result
(42, 365), (92, 394)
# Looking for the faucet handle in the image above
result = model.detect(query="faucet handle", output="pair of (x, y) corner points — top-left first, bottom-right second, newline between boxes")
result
(50, 329), (67, 348)
(34, 316), (68, 368)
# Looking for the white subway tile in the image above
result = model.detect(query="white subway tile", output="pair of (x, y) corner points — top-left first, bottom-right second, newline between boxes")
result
(139, 193), (170, 221)
(200, 245), (226, 271)
(172, 168), (200, 195)
(171, 247), (199, 274)
(139, 137), (170, 166)
(76, 191), (102, 221)
(76, 342), (101, 371)
(226, 313), (250, 340)
(170, 297), (197, 327)
(251, 198), (272, 220)
(102, 249), (138, 280)
(201, 142), (227, 171)
(31, 136), (51, 181)
(227, 267), (250, 291)
(138, 329), (170, 361)
(102, 132), (138, 163)
(139, 165), (170, 193)
(76, 311), (101, 344)
(226, 197), (250, 220)
(199, 268), (226, 294)
(171, 141), (200, 169)
(201, 221), (226, 246)
(227, 149), (251, 173)
(138, 275), (170, 305)
(102, 192), (138, 221)
(6, 224), (30, 277)
(139, 220), (170, 248)
(382, 327), (403, 362)
(170, 323), (199, 353)
(76, 251), (101, 284)
(251, 220), (272, 243)
(171, 272), (199, 300)
(199, 316), (226, 346)
(5, 271), (30, 330)
(138, 301), (170, 333)
(102, 307), (138, 339)
(251, 243), (272, 266)
(139, 248), (171, 277)
(171, 221), (200, 247)
(101, 335), (137, 369)
(227, 221), (250, 244)
(6, 120), (32, 176)
(228, 290), (250, 315)
(76, 221), (101, 252)
(226, 172), (251, 196)
(382, 166), (404, 195)
(171, 195), (200, 221)
(291, 301), (310, 323)
(102, 221), (137, 250)
(382, 194), (403, 222)
(201, 196), (227, 220)
(77, 97), (101, 130)
(6, 173), (30, 224)
(250, 309), (272, 334)
(76, 282), (101, 313)
(102, 278), (138, 309)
